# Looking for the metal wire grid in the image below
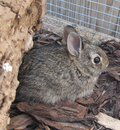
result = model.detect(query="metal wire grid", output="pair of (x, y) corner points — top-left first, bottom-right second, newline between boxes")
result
(47, 0), (120, 39)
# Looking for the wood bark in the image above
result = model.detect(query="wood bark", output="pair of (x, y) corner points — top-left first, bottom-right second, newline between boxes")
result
(96, 112), (120, 130)
(0, 0), (46, 129)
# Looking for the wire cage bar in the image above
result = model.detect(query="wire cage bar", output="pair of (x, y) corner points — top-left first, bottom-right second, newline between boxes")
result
(47, 0), (120, 39)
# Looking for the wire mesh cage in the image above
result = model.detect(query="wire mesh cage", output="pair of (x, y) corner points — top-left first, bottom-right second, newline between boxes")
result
(47, 0), (120, 39)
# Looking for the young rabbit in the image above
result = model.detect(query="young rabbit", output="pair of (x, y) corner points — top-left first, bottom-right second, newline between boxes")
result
(16, 25), (109, 104)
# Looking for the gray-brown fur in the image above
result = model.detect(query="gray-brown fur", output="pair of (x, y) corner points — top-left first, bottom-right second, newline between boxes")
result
(16, 25), (109, 104)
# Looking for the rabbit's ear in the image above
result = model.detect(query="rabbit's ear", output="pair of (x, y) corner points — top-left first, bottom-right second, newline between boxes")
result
(67, 32), (82, 56)
(63, 25), (77, 43)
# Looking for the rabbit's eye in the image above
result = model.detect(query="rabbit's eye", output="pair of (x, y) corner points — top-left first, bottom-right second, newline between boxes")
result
(90, 53), (102, 65)
(93, 56), (101, 64)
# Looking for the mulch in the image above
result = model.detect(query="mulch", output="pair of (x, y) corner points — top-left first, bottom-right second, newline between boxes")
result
(8, 30), (120, 130)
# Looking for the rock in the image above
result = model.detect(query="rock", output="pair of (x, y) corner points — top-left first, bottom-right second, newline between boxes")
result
(0, 0), (46, 129)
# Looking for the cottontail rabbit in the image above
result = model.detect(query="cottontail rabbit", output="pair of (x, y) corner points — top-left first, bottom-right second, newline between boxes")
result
(16, 25), (109, 104)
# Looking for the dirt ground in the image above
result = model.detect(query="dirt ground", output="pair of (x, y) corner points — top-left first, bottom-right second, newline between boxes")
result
(8, 30), (120, 130)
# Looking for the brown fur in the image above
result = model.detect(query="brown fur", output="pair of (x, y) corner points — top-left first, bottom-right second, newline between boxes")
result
(16, 26), (109, 104)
